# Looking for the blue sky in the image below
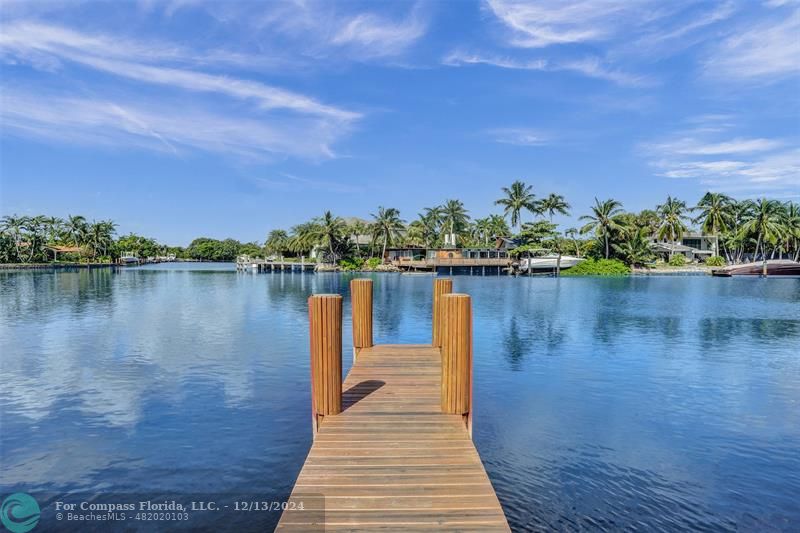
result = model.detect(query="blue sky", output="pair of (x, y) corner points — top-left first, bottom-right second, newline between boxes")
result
(1, 0), (798, 245)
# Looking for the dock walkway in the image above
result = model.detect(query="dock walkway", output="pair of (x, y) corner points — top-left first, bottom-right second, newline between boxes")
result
(277, 343), (509, 531)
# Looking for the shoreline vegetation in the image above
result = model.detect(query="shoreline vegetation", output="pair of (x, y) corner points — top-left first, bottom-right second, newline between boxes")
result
(2, 184), (798, 276)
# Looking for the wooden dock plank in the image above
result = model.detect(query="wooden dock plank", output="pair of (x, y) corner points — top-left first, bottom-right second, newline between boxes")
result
(276, 344), (509, 532)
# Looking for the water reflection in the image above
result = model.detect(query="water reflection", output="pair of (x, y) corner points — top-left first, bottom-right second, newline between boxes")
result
(1, 267), (799, 531)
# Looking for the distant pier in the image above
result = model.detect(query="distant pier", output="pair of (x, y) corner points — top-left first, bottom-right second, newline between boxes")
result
(235, 257), (316, 273)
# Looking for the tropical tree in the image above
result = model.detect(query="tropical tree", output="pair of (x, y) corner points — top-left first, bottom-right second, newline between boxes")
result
(311, 211), (347, 262)
(495, 181), (537, 230)
(634, 209), (660, 236)
(656, 196), (689, 259)
(347, 220), (370, 258)
(694, 192), (733, 258)
(539, 193), (571, 222)
(613, 228), (655, 267)
(564, 227), (581, 256)
(487, 214), (511, 239)
(0, 215), (27, 261)
(440, 199), (470, 245)
(87, 220), (117, 258)
(739, 198), (785, 260)
(579, 198), (625, 259)
(265, 230), (289, 256)
(404, 220), (427, 247)
(413, 210), (439, 248)
(784, 202), (800, 261)
(471, 217), (493, 246)
(287, 222), (321, 256)
(371, 207), (405, 258)
(66, 215), (88, 246)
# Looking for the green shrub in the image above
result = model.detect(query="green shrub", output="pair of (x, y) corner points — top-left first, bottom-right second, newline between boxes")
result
(365, 257), (382, 269)
(339, 258), (365, 271)
(668, 254), (686, 266)
(705, 255), (725, 267)
(561, 258), (630, 276)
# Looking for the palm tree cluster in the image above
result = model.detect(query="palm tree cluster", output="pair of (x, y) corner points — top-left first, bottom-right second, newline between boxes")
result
(577, 193), (800, 265)
(0, 214), (117, 263)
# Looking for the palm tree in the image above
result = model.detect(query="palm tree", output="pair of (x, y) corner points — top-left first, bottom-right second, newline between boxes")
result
(86, 220), (117, 258)
(265, 230), (289, 256)
(613, 228), (655, 267)
(66, 215), (88, 247)
(311, 211), (346, 262)
(495, 181), (537, 230)
(441, 199), (470, 246)
(1, 215), (27, 261)
(565, 227), (581, 256)
(404, 220), (427, 247)
(287, 222), (320, 255)
(371, 207), (405, 259)
(656, 196), (689, 260)
(347, 220), (369, 258)
(472, 217), (492, 246)
(415, 210), (439, 248)
(579, 198), (625, 259)
(540, 193), (571, 222)
(487, 214), (510, 239)
(784, 202), (800, 261)
(694, 192), (733, 258)
(740, 198), (785, 260)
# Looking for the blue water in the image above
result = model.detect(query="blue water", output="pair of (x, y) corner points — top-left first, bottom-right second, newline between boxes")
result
(1, 264), (799, 531)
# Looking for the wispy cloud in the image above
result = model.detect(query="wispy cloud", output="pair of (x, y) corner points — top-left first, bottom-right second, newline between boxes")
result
(253, 174), (364, 194)
(442, 50), (652, 87)
(0, 22), (359, 121)
(641, 120), (799, 196)
(0, 20), (360, 160)
(331, 10), (427, 59)
(704, 9), (800, 82)
(0, 88), (348, 160)
(487, 127), (550, 147)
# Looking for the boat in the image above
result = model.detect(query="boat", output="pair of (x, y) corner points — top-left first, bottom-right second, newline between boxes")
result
(518, 255), (584, 272)
(711, 259), (800, 277)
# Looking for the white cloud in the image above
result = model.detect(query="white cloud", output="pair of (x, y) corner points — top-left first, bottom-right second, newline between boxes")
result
(484, 0), (671, 48)
(488, 127), (550, 146)
(442, 50), (652, 87)
(704, 10), (800, 81)
(0, 22), (358, 121)
(642, 122), (799, 195)
(649, 137), (785, 156)
(0, 21), (361, 160)
(331, 11), (426, 58)
(253, 174), (363, 194)
(0, 88), (349, 160)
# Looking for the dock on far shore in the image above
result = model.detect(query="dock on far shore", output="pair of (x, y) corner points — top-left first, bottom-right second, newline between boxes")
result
(276, 279), (510, 532)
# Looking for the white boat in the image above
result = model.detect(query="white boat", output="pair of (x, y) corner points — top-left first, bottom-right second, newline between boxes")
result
(518, 255), (584, 272)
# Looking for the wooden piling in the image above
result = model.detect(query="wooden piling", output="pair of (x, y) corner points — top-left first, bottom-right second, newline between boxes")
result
(308, 294), (342, 436)
(440, 293), (473, 435)
(350, 278), (373, 360)
(432, 278), (453, 347)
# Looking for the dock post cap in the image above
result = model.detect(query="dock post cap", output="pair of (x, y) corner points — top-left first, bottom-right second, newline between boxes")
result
(309, 293), (342, 298)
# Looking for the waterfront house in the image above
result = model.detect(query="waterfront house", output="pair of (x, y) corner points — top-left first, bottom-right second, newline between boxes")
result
(649, 231), (717, 262)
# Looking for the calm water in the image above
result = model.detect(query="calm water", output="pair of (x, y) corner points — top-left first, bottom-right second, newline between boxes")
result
(1, 264), (799, 532)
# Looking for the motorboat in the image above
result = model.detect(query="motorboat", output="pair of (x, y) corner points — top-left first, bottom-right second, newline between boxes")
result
(518, 255), (584, 272)
(712, 259), (800, 277)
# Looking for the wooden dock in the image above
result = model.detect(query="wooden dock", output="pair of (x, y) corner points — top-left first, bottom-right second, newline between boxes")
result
(277, 280), (510, 532)
(236, 257), (316, 272)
